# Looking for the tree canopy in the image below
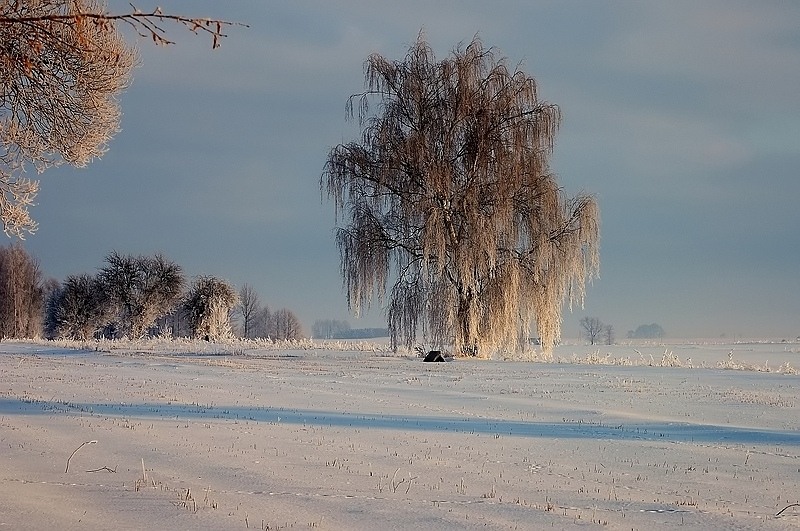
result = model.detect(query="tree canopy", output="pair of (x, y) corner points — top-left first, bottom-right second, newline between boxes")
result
(99, 251), (184, 339)
(0, 0), (242, 237)
(323, 36), (599, 357)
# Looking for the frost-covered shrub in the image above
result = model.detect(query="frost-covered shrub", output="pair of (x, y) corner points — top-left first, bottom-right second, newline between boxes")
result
(660, 349), (682, 367)
(183, 276), (238, 340)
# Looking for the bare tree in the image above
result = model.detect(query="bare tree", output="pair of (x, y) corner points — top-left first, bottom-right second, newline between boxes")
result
(183, 275), (238, 340)
(323, 36), (599, 357)
(580, 316), (604, 346)
(98, 252), (184, 338)
(0, 1), (243, 237)
(236, 283), (260, 339)
(254, 305), (272, 339)
(604, 324), (615, 345)
(0, 243), (45, 337)
(272, 308), (303, 341)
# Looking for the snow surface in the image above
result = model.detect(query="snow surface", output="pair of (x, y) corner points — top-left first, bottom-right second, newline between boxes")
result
(1, 339), (798, 530)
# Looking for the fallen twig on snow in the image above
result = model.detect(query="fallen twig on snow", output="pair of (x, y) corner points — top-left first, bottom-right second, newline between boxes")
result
(86, 466), (117, 473)
(776, 503), (800, 517)
(64, 440), (97, 473)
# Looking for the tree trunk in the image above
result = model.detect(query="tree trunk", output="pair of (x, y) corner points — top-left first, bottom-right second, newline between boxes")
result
(457, 291), (479, 357)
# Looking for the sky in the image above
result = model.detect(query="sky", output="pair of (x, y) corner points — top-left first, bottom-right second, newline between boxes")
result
(19, 1), (800, 340)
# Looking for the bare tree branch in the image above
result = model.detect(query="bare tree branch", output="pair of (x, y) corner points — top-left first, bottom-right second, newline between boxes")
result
(0, 3), (246, 49)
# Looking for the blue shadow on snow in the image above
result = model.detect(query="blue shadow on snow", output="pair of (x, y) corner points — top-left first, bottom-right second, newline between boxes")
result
(0, 397), (798, 447)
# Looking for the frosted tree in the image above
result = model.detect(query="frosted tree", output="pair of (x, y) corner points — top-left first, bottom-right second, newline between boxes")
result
(323, 36), (599, 357)
(0, 0), (134, 237)
(47, 273), (109, 340)
(98, 252), (184, 338)
(183, 276), (238, 340)
(0, 243), (45, 338)
(0, 0), (241, 237)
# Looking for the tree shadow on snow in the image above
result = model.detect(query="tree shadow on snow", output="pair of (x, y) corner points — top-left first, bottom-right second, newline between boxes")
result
(2, 397), (799, 447)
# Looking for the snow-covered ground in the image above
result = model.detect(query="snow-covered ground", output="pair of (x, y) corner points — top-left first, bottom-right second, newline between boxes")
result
(1, 339), (798, 529)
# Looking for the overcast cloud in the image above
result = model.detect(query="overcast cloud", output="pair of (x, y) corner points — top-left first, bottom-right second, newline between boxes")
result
(22, 1), (800, 339)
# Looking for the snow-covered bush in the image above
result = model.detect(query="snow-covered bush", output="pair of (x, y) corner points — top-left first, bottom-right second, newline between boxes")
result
(183, 276), (238, 341)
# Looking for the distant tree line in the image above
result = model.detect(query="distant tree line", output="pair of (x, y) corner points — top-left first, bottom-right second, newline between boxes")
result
(0, 245), (304, 341)
(627, 323), (665, 339)
(311, 319), (388, 339)
(581, 317), (667, 344)
(234, 283), (303, 340)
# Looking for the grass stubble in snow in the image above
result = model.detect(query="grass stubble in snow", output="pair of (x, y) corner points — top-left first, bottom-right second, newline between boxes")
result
(0, 339), (799, 530)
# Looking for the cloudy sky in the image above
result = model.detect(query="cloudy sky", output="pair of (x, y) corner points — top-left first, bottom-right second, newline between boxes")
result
(21, 1), (800, 339)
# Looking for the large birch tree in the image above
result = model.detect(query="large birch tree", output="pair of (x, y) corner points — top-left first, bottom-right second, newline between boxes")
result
(323, 36), (599, 357)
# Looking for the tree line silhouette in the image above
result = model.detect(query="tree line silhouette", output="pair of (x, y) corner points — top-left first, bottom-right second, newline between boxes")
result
(0, 244), (303, 341)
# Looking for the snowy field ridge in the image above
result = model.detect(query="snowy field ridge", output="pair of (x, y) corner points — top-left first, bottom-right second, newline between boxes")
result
(19, 336), (800, 373)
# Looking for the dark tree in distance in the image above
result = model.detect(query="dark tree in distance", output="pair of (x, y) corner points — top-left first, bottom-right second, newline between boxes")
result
(580, 316), (604, 346)
(603, 324), (615, 345)
(323, 35), (599, 357)
(628, 323), (665, 340)
(39, 276), (60, 337)
(254, 305), (272, 339)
